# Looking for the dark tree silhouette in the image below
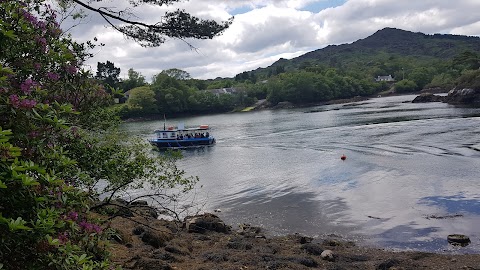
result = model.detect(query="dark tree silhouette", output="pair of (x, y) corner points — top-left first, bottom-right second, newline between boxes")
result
(62, 0), (233, 47)
(96, 61), (121, 89)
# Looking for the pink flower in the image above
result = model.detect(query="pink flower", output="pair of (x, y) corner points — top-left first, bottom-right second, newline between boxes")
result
(33, 63), (42, 71)
(28, 130), (39, 138)
(20, 78), (36, 94)
(47, 72), (60, 81)
(67, 211), (78, 221)
(21, 10), (38, 26)
(35, 37), (47, 52)
(65, 65), (77, 75)
(79, 220), (102, 234)
(9, 94), (20, 108)
(36, 21), (46, 31)
(58, 232), (69, 244)
(19, 99), (37, 109)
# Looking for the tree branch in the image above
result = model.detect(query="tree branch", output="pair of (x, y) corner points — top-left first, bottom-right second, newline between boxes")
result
(69, 0), (233, 47)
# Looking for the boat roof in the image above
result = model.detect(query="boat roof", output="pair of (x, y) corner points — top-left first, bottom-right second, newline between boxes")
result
(154, 126), (210, 133)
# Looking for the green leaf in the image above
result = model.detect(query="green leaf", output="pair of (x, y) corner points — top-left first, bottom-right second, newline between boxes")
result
(21, 175), (40, 186)
(46, 235), (60, 246)
(8, 217), (32, 231)
(0, 180), (6, 188)
(2, 30), (17, 39)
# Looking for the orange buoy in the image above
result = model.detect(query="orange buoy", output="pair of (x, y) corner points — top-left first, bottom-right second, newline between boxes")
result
(340, 154), (347, 161)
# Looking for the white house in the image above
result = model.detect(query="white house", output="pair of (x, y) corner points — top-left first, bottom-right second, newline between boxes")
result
(375, 75), (395, 82)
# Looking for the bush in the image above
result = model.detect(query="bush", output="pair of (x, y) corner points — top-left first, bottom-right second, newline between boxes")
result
(455, 69), (480, 90)
(1, 1), (197, 269)
(395, 79), (418, 93)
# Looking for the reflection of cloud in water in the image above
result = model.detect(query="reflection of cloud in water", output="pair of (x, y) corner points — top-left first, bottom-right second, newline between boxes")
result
(216, 190), (356, 237)
(419, 194), (480, 215)
(370, 223), (479, 253)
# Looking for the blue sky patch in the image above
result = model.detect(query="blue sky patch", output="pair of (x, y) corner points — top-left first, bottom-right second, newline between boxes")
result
(229, 5), (254, 15)
(303, 0), (347, 13)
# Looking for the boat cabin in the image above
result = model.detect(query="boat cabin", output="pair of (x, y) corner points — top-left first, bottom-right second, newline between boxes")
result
(150, 125), (215, 149)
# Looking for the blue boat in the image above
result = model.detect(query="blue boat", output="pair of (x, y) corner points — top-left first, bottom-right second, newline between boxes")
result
(149, 124), (216, 149)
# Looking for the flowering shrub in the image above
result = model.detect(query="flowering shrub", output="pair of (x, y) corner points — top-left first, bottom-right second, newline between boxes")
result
(1, 1), (198, 269)
(0, 1), (114, 269)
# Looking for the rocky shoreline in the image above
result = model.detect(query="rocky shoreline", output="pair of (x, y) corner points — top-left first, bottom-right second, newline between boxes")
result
(412, 88), (480, 106)
(106, 213), (480, 270)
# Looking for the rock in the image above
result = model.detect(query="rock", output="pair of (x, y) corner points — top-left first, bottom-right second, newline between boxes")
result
(272, 101), (295, 109)
(226, 239), (252, 250)
(202, 252), (229, 263)
(412, 93), (445, 103)
(421, 87), (449, 94)
(184, 213), (230, 233)
(165, 244), (190, 255)
(131, 200), (149, 206)
(140, 229), (172, 248)
(152, 250), (181, 263)
(291, 233), (313, 244)
(447, 234), (471, 246)
(291, 257), (318, 267)
(109, 199), (159, 218)
(133, 226), (146, 235)
(237, 223), (262, 237)
(323, 239), (342, 247)
(444, 88), (480, 106)
(425, 214), (463, 220)
(300, 236), (313, 244)
(377, 258), (401, 270)
(321, 250), (335, 261)
(301, 243), (324, 256)
(134, 257), (172, 270)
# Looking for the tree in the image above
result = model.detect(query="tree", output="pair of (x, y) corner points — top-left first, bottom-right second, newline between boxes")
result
(395, 79), (418, 93)
(408, 67), (435, 90)
(455, 69), (480, 90)
(96, 60), (120, 90)
(58, 0), (233, 47)
(453, 50), (480, 71)
(161, 68), (191, 80)
(121, 68), (146, 92)
(127, 86), (157, 113)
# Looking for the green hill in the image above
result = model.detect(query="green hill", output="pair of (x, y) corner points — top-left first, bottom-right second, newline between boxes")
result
(247, 27), (480, 79)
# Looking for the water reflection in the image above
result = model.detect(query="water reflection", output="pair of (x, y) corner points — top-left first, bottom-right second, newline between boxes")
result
(217, 189), (356, 238)
(419, 194), (480, 215)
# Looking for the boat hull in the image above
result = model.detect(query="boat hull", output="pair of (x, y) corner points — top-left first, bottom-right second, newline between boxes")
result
(149, 137), (215, 149)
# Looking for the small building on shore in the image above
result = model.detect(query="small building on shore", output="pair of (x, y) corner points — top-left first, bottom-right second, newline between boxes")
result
(375, 75), (395, 82)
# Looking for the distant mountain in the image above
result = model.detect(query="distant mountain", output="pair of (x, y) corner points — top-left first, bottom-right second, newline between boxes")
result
(248, 27), (480, 78)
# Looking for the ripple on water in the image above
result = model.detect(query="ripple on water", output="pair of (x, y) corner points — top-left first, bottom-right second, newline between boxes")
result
(124, 95), (480, 253)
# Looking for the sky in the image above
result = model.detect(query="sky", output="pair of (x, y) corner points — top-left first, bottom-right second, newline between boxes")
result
(63, 0), (480, 81)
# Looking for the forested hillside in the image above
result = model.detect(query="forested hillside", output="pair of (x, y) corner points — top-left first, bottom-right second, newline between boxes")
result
(252, 27), (480, 79)
(110, 28), (480, 118)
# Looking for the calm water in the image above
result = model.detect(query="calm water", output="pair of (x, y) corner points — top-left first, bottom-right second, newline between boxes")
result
(123, 95), (480, 253)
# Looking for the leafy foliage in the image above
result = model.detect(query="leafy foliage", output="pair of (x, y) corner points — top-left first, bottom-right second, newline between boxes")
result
(455, 69), (480, 90)
(121, 68), (146, 92)
(96, 61), (121, 90)
(1, 1), (198, 269)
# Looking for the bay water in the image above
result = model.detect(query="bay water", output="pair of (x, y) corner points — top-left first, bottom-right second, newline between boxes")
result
(123, 95), (480, 253)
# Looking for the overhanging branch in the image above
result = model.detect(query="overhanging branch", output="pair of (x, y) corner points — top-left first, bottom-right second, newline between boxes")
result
(70, 0), (233, 47)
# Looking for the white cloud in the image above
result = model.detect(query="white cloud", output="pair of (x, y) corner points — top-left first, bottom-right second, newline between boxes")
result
(62, 0), (480, 80)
